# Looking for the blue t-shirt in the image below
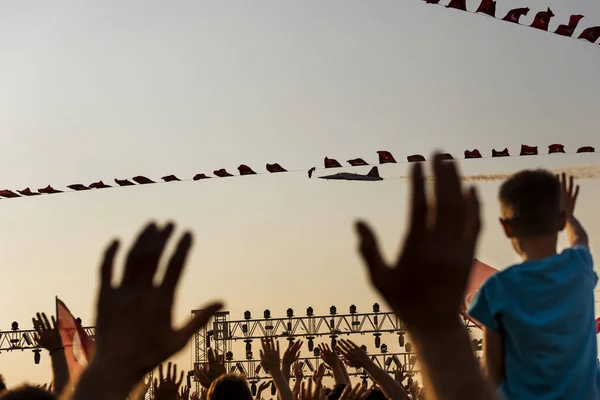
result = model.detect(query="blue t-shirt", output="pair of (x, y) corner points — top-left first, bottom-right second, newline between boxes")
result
(468, 246), (599, 400)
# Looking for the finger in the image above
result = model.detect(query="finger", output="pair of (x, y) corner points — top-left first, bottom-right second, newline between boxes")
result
(169, 362), (174, 382)
(51, 316), (58, 330)
(174, 303), (223, 352)
(568, 175), (574, 197)
(573, 185), (580, 208)
(433, 154), (466, 237)
(159, 363), (165, 382)
(161, 232), (193, 295)
(207, 348), (215, 365)
(123, 222), (173, 287)
(463, 186), (482, 257)
(42, 313), (51, 332)
(408, 162), (427, 237)
(177, 371), (184, 387)
(355, 222), (389, 289)
(100, 240), (119, 295)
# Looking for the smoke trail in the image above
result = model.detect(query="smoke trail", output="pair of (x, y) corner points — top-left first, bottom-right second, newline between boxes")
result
(389, 164), (600, 182)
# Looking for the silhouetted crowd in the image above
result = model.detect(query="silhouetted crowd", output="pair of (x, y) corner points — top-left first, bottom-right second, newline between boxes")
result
(1, 154), (596, 399)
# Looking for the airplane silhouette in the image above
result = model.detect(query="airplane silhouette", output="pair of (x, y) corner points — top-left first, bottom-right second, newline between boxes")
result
(315, 166), (383, 181)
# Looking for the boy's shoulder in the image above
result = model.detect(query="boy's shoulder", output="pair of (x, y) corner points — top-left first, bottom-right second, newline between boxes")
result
(497, 246), (594, 280)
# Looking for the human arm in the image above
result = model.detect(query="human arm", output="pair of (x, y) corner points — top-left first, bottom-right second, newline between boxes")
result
(356, 155), (497, 400)
(260, 337), (294, 400)
(193, 348), (226, 390)
(32, 312), (69, 396)
(72, 222), (223, 400)
(337, 339), (409, 400)
(317, 344), (348, 386)
(482, 328), (504, 388)
(560, 173), (588, 247)
(282, 340), (303, 382)
(291, 361), (304, 397)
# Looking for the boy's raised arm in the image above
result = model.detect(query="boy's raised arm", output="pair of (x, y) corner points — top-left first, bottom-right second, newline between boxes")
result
(560, 174), (588, 248)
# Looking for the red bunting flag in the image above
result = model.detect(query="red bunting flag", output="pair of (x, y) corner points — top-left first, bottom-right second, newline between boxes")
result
(18, 188), (40, 196)
(530, 8), (554, 31)
(520, 145), (538, 156)
(348, 158), (369, 166)
(476, 0), (496, 17)
(503, 7), (530, 23)
(464, 149), (482, 159)
(214, 169), (233, 178)
(266, 163), (287, 173)
(162, 175), (180, 182)
(555, 15), (584, 37)
(377, 151), (397, 164)
(548, 144), (565, 154)
(446, 0), (466, 11)
(438, 153), (453, 160)
(38, 185), (62, 194)
(577, 146), (595, 153)
(67, 184), (89, 191)
(578, 26), (600, 43)
(492, 148), (510, 157)
(115, 179), (135, 186)
(57, 298), (93, 385)
(407, 154), (426, 162)
(324, 157), (342, 168)
(0, 190), (20, 198)
(193, 173), (211, 180)
(89, 181), (111, 189)
(132, 176), (154, 185)
(238, 165), (257, 175)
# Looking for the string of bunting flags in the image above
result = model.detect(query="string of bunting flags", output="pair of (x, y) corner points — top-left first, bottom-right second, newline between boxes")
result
(0, 144), (595, 200)
(425, 0), (600, 45)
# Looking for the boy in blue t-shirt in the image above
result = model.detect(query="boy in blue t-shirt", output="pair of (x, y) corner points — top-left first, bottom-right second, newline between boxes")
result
(469, 172), (598, 399)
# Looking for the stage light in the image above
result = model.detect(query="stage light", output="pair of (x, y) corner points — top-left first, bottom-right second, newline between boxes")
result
(11, 322), (18, 331)
(264, 310), (271, 319)
(349, 305), (357, 314)
(245, 340), (252, 352)
(374, 333), (381, 348)
(330, 306), (337, 315)
(329, 318), (335, 329)
(398, 333), (405, 347)
(33, 349), (41, 364)
(287, 308), (294, 318)
(246, 351), (253, 360)
(405, 343), (413, 353)
(244, 310), (251, 320)
(381, 344), (388, 353)
(308, 337), (315, 352)
(330, 335), (337, 349)
(373, 303), (380, 313)
(242, 324), (248, 334)
(251, 382), (257, 396)
(313, 347), (320, 357)
(287, 322), (292, 331)
(306, 307), (314, 317)
(226, 351), (233, 361)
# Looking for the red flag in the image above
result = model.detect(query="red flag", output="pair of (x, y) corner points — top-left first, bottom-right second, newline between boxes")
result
(502, 7), (530, 24)
(162, 175), (180, 182)
(115, 179), (135, 186)
(38, 185), (62, 194)
(464, 149), (482, 159)
(132, 176), (155, 184)
(324, 157), (342, 168)
(438, 153), (453, 160)
(213, 169), (233, 177)
(348, 158), (369, 166)
(476, 0), (496, 17)
(578, 26), (600, 43)
(238, 165), (257, 175)
(424, 0), (441, 3)
(17, 188), (40, 196)
(462, 259), (499, 328)
(266, 163), (287, 173)
(520, 144), (538, 156)
(89, 181), (111, 189)
(597, 317), (600, 334)
(492, 148), (510, 157)
(577, 146), (595, 153)
(67, 184), (89, 191)
(548, 144), (565, 154)
(407, 154), (426, 162)
(193, 173), (211, 180)
(56, 298), (92, 384)
(446, 0), (466, 11)
(530, 8), (554, 31)
(377, 151), (397, 164)
(555, 15), (584, 37)
(0, 190), (20, 198)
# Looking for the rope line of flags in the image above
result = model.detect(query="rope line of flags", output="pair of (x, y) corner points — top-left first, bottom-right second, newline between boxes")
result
(0, 144), (595, 200)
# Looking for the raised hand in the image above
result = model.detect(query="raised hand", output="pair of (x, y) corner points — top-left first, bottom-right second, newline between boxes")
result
(337, 340), (369, 369)
(317, 344), (339, 367)
(312, 363), (326, 384)
(394, 364), (406, 384)
(179, 384), (191, 400)
(193, 348), (226, 389)
(299, 379), (323, 400)
(292, 361), (303, 379)
(32, 312), (63, 352)
(282, 340), (303, 380)
(560, 173), (579, 217)
(260, 338), (281, 373)
(73, 222), (223, 400)
(257, 380), (271, 399)
(154, 362), (184, 400)
(356, 156), (481, 331)
(339, 384), (366, 400)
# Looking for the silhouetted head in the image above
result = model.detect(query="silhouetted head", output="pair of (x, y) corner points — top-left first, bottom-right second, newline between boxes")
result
(499, 170), (564, 239)
(207, 374), (252, 400)
(363, 389), (386, 400)
(0, 375), (6, 392)
(0, 386), (56, 399)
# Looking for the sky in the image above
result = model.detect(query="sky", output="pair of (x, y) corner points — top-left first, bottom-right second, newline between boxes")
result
(1, 0), (600, 388)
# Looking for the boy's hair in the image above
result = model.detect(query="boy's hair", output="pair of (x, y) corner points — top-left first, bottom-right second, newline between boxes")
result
(207, 374), (252, 400)
(499, 169), (562, 237)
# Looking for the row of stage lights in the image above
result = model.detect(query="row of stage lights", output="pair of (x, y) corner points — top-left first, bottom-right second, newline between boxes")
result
(242, 303), (382, 321)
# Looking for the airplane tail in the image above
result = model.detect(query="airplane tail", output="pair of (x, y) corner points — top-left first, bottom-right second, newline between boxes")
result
(367, 166), (380, 178)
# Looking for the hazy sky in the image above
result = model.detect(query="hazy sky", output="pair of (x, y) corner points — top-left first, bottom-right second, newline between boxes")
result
(1, 0), (600, 387)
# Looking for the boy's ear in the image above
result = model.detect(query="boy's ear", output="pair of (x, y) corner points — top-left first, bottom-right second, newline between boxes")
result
(499, 218), (514, 238)
(558, 211), (566, 231)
